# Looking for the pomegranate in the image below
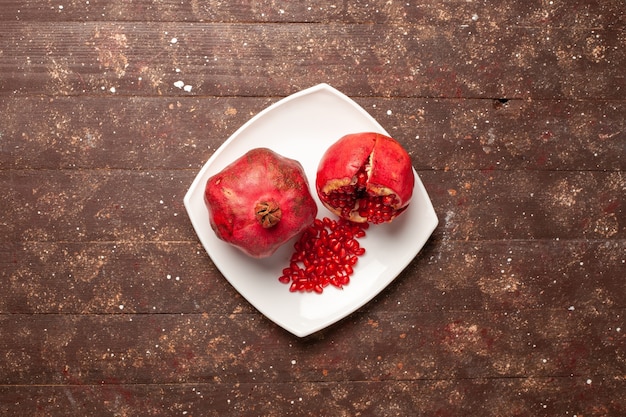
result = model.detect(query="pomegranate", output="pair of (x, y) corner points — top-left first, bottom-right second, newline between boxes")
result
(279, 217), (368, 293)
(316, 132), (414, 224)
(204, 148), (317, 258)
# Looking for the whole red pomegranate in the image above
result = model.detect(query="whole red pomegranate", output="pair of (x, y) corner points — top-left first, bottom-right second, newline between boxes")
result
(204, 148), (317, 258)
(316, 132), (414, 224)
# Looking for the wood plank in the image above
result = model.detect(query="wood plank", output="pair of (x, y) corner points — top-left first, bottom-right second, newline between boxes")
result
(1, 240), (624, 314)
(0, 310), (624, 385)
(381, 239), (626, 312)
(3, 376), (625, 416)
(1, 22), (624, 99)
(0, 96), (272, 171)
(1, 169), (196, 243)
(0, 241), (249, 315)
(0, 378), (624, 416)
(1, 96), (624, 171)
(1, 0), (624, 28)
(424, 169), (625, 241)
(2, 169), (623, 243)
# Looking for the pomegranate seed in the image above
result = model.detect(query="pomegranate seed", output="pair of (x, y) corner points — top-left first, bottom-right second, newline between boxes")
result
(322, 162), (402, 224)
(278, 216), (368, 294)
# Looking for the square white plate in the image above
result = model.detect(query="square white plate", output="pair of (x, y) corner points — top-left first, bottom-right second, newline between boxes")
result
(184, 83), (438, 337)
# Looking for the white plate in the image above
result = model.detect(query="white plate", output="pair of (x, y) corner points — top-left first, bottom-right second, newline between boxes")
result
(184, 83), (438, 337)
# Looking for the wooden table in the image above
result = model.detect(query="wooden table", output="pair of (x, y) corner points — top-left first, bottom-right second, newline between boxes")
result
(1, 1), (624, 415)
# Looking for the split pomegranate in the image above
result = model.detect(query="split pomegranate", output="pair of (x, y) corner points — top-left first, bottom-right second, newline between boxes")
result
(279, 217), (368, 293)
(316, 132), (415, 224)
(204, 148), (317, 258)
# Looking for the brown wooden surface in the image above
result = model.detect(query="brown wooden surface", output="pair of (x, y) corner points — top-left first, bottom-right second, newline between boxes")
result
(1, 1), (624, 416)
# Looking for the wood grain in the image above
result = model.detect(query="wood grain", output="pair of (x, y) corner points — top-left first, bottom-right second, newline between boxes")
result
(1, 309), (624, 384)
(2, 237), (625, 314)
(2, 378), (622, 417)
(1, 96), (624, 170)
(1, 0), (624, 415)
(1, 22), (624, 99)
(2, 0), (625, 28)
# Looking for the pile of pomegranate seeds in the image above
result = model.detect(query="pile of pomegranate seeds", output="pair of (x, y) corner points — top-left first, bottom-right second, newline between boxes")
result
(278, 217), (368, 293)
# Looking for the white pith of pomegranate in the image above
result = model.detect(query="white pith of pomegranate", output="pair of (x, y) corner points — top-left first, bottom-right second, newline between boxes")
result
(204, 148), (317, 258)
(316, 132), (414, 224)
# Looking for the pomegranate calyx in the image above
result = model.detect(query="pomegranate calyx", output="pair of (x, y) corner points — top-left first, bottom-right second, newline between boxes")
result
(255, 200), (282, 228)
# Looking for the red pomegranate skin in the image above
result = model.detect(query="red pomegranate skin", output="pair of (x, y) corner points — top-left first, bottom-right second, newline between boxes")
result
(204, 148), (318, 258)
(316, 132), (414, 223)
